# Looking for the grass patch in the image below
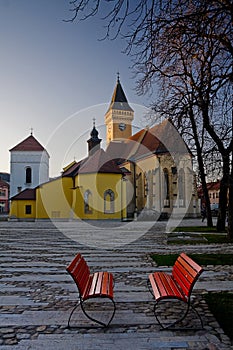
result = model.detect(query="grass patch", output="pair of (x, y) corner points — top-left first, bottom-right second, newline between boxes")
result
(173, 226), (218, 233)
(204, 292), (233, 341)
(168, 228), (233, 244)
(202, 234), (233, 244)
(151, 253), (233, 266)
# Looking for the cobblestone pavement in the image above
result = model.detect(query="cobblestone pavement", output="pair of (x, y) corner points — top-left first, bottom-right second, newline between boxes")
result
(0, 219), (233, 350)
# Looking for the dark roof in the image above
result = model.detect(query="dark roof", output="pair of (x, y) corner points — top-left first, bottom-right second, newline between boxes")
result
(198, 180), (220, 196)
(11, 188), (36, 200)
(10, 135), (45, 152)
(62, 148), (123, 177)
(106, 77), (134, 113)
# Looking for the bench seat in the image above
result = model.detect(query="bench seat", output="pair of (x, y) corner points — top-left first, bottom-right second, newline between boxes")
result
(148, 253), (204, 329)
(66, 253), (116, 327)
(148, 272), (187, 302)
(82, 271), (114, 301)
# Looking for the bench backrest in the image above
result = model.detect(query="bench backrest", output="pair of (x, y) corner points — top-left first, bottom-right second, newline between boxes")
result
(66, 253), (90, 296)
(172, 253), (203, 299)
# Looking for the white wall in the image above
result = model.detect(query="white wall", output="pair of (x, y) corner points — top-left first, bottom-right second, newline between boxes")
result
(10, 150), (49, 198)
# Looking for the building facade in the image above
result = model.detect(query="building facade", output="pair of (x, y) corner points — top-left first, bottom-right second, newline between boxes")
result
(9, 76), (198, 221)
(0, 180), (9, 213)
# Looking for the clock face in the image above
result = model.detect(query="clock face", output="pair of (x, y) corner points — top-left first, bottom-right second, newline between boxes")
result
(119, 123), (126, 131)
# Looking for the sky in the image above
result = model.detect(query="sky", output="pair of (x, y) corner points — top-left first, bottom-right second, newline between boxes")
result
(0, 0), (153, 178)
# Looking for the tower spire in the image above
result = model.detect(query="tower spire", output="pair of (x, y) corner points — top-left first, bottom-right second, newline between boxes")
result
(105, 75), (134, 144)
(87, 120), (102, 156)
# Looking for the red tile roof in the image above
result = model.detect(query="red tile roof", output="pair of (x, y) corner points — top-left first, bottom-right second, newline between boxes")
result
(107, 119), (181, 161)
(10, 135), (45, 152)
(207, 181), (220, 191)
(197, 180), (220, 196)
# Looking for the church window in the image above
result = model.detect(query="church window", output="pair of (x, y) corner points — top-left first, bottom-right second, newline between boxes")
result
(104, 189), (115, 213)
(25, 167), (32, 184)
(25, 205), (31, 214)
(178, 169), (185, 207)
(163, 168), (170, 207)
(84, 190), (93, 214)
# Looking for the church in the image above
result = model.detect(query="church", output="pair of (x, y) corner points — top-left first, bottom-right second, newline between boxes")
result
(9, 76), (199, 221)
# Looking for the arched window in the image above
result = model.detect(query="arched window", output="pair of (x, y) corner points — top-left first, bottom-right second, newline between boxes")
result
(25, 167), (32, 184)
(163, 168), (170, 207)
(104, 189), (115, 213)
(84, 190), (93, 214)
(178, 169), (185, 207)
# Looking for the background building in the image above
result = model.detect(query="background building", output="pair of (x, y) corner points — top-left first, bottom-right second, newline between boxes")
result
(9, 132), (49, 198)
(0, 179), (9, 213)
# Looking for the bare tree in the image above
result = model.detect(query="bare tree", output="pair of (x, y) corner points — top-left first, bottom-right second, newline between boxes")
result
(67, 0), (233, 237)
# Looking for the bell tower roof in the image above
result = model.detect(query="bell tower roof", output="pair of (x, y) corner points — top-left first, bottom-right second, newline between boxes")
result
(107, 74), (134, 112)
(87, 119), (102, 155)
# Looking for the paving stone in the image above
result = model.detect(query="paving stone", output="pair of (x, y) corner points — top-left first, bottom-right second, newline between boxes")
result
(0, 219), (232, 349)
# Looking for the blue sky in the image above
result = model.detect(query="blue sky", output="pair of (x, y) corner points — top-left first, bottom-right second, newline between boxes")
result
(0, 0), (152, 177)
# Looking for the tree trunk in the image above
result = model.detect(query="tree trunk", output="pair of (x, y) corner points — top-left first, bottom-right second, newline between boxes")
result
(189, 109), (213, 227)
(216, 156), (230, 232)
(227, 157), (233, 239)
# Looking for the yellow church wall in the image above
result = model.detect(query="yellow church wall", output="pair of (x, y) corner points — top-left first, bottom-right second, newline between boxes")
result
(74, 173), (126, 220)
(10, 200), (36, 220)
(36, 177), (73, 219)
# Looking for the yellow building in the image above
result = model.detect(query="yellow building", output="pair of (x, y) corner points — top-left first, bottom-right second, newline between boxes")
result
(10, 123), (127, 221)
(10, 75), (198, 221)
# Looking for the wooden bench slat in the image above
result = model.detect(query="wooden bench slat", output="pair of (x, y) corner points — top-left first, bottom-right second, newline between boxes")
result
(72, 258), (90, 295)
(162, 273), (185, 300)
(158, 273), (174, 296)
(173, 264), (192, 291)
(86, 271), (99, 297)
(82, 275), (93, 299)
(107, 273), (114, 299)
(95, 271), (104, 295)
(149, 272), (186, 301)
(176, 257), (198, 280)
(149, 273), (162, 300)
(180, 253), (203, 274)
(101, 272), (110, 296)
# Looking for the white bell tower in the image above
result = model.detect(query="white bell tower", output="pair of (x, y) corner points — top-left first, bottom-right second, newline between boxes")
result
(9, 131), (49, 198)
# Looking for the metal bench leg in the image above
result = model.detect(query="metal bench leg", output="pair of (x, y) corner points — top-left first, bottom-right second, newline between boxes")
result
(154, 300), (203, 330)
(189, 302), (204, 329)
(67, 301), (81, 328)
(80, 298), (116, 328)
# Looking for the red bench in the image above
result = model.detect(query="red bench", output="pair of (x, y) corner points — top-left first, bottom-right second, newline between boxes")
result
(148, 253), (204, 329)
(66, 253), (116, 327)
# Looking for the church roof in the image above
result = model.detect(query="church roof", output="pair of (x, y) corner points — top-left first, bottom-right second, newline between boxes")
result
(106, 119), (190, 161)
(10, 134), (45, 152)
(62, 148), (123, 177)
(106, 76), (134, 113)
(10, 188), (36, 200)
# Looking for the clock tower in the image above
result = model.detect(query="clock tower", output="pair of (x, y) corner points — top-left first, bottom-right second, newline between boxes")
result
(105, 74), (134, 144)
